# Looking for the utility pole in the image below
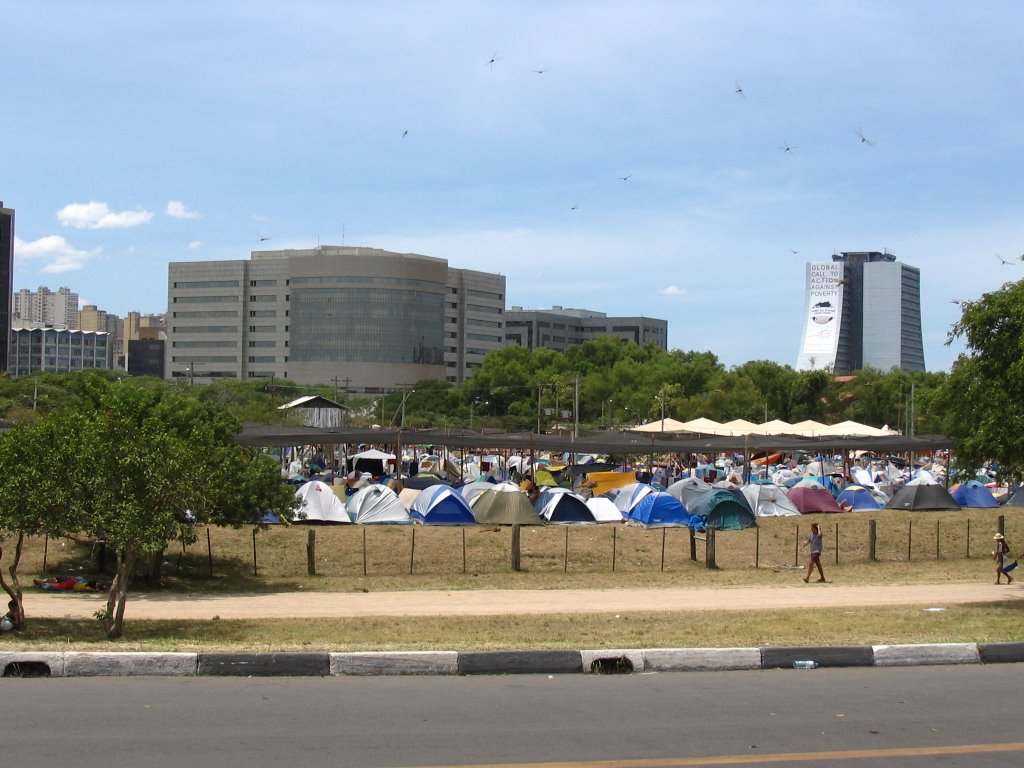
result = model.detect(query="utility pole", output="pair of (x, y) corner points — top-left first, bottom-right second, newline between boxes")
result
(573, 375), (579, 439)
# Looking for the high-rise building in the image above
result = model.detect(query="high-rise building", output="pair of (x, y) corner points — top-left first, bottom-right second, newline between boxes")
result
(12, 286), (80, 328)
(0, 202), (13, 374)
(166, 246), (506, 391)
(505, 306), (668, 351)
(797, 251), (925, 373)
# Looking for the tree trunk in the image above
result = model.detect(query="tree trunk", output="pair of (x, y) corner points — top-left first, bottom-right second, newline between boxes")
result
(144, 549), (165, 587)
(103, 551), (137, 639)
(0, 534), (26, 630)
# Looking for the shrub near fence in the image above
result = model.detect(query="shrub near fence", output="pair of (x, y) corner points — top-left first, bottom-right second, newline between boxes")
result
(11, 507), (1022, 581)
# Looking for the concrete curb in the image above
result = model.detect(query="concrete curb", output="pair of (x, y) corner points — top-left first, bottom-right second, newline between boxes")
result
(761, 645), (875, 669)
(458, 650), (583, 675)
(978, 642), (1024, 664)
(1, 643), (1021, 678)
(873, 643), (979, 667)
(197, 652), (330, 676)
(644, 647), (761, 672)
(330, 651), (459, 676)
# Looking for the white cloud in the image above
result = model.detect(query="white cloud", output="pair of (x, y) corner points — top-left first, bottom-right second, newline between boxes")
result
(57, 201), (153, 229)
(658, 285), (687, 297)
(187, 240), (204, 249)
(14, 235), (100, 273)
(166, 200), (200, 219)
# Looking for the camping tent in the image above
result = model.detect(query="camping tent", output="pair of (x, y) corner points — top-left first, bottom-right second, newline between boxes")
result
(609, 482), (655, 515)
(345, 484), (411, 524)
(741, 483), (799, 517)
(470, 483), (544, 525)
(789, 480), (843, 514)
(702, 488), (757, 530)
(410, 484), (477, 525)
(585, 496), (624, 523)
(535, 488), (596, 523)
(627, 492), (690, 527)
(887, 477), (961, 511)
(460, 480), (499, 506)
(294, 480), (352, 524)
(349, 448), (396, 477)
(667, 476), (714, 514)
(836, 485), (885, 511)
(951, 480), (998, 508)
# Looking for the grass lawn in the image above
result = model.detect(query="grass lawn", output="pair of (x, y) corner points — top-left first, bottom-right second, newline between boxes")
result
(4, 507), (1022, 652)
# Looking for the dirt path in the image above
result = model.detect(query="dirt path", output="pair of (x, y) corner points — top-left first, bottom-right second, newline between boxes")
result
(21, 582), (1022, 621)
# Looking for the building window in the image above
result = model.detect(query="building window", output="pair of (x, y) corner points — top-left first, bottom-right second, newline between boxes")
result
(249, 310), (277, 317)
(173, 310), (238, 318)
(248, 340), (276, 348)
(249, 295), (277, 302)
(173, 296), (239, 303)
(173, 280), (239, 288)
(249, 280), (277, 286)
(248, 325), (276, 332)
(171, 325), (238, 333)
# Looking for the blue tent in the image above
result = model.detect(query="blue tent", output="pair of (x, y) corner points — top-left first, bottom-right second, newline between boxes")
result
(836, 485), (884, 511)
(410, 485), (476, 525)
(951, 480), (998, 508)
(628, 492), (690, 528)
(702, 489), (757, 530)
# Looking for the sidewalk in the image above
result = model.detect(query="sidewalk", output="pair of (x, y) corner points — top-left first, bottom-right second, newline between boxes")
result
(21, 582), (1022, 621)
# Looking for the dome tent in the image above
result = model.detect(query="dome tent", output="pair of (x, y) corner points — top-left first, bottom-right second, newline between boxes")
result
(887, 477), (961, 511)
(627, 492), (690, 528)
(294, 480), (352, 524)
(410, 484), (476, 525)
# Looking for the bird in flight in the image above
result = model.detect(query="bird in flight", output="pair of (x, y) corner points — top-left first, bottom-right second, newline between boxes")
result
(533, 69), (546, 74)
(485, 51), (501, 69)
(950, 298), (963, 305)
(401, 129), (408, 138)
(790, 249), (800, 255)
(734, 82), (745, 98)
(779, 141), (797, 154)
(570, 204), (579, 211)
(996, 253), (1014, 265)
(855, 128), (876, 147)
(257, 233), (271, 242)
(619, 175), (631, 181)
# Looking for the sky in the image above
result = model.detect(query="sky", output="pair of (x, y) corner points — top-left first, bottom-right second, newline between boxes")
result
(4, 1), (1024, 372)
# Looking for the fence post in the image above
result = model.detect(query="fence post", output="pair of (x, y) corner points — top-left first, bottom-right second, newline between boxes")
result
(42, 535), (49, 574)
(706, 526), (717, 569)
(462, 528), (467, 574)
(660, 528), (667, 572)
(755, 526), (760, 569)
(252, 528), (258, 576)
(907, 520), (913, 562)
(511, 524), (522, 572)
(998, 514), (1005, 536)
(935, 521), (940, 561)
(409, 527), (416, 574)
(689, 527), (697, 561)
(868, 519), (877, 561)
(362, 527), (367, 576)
(966, 519), (970, 558)
(835, 523), (839, 565)
(612, 526), (617, 572)
(794, 523), (800, 567)
(306, 529), (317, 576)
(564, 527), (570, 573)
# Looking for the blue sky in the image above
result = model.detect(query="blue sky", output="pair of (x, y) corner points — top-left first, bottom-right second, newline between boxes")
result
(4, 1), (1023, 371)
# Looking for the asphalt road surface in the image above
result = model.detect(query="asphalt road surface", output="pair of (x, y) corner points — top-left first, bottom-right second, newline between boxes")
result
(3, 665), (1021, 768)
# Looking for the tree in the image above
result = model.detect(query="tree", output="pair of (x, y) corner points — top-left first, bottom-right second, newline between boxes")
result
(65, 380), (296, 638)
(0, 415), (87, 629)
(935, 279), (1024, 481)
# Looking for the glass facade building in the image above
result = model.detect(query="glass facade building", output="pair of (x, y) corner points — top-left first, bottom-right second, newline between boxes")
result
(166, 246), (505, 391)
(9, 327), (113, 376)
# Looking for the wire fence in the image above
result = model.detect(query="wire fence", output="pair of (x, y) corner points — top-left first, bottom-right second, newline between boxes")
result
(14, 508), (1018, 581)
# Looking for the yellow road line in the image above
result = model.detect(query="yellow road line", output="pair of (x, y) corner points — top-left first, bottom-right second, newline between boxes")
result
(400, 741), (1024, 768)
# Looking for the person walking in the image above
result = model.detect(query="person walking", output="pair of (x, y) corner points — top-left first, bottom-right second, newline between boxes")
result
(993, 533), (1014, 585)
(802, 523), (826, 583)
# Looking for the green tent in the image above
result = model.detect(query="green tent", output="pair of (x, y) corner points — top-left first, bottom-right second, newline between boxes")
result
(471, 487), (544, 525)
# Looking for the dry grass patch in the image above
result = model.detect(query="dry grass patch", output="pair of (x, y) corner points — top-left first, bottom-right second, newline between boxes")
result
(7, 601), (1022, 652)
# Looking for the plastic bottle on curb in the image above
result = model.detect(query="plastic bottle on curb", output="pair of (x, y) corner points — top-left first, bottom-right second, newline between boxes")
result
(793, 660), (818, 669)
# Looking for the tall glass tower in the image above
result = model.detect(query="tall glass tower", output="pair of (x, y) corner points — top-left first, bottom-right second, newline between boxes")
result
(0, 202), (14, 374)
(797, 251), (925, 373)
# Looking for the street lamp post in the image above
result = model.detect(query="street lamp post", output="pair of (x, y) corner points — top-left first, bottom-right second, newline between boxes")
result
(655, 394), (666, 433)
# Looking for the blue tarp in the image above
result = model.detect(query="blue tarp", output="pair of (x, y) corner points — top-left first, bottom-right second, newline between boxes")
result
(951, 480), (998, 508)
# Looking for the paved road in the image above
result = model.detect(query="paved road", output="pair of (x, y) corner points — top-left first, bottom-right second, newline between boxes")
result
(22, 581), (1023, 620)
(2, 666), (1020, 768)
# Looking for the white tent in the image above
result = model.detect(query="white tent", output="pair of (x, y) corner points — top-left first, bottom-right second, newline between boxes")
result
(585, 497), (624, 523)
(631, 417), (689, 433)
(742, 483), (799, 517)
(294, 481), (351, 524)
(719, 419), (759, 435)
(346, 484), (411, 524)
(679, 417), (725, 434)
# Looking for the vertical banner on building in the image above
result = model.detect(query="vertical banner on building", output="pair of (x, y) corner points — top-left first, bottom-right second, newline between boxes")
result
(796, 262), (843, 370)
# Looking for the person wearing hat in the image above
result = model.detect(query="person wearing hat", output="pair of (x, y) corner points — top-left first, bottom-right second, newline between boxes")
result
(993, 533), (1014, 585)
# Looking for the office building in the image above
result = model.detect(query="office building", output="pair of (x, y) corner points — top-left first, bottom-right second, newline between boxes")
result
(797, 251), (925, 373)
(9, 326), (113, 376)
(0, 203), (13, 373)
(167, 246), (506, 391)
(127, 339), (166, 378)
(12, 286), (79, 328)
(505, 306), (668, 351)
